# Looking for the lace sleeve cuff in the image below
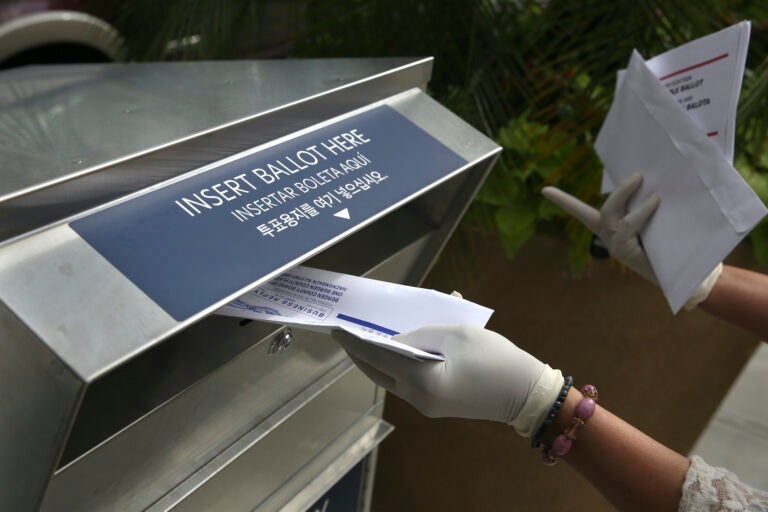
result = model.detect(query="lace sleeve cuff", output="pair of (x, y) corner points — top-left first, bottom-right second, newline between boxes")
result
(679, 456), (768, 511)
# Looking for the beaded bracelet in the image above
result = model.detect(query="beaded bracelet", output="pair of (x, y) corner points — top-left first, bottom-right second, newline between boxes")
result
(541, 384), (599, 465)
(531, 375), (574, 448)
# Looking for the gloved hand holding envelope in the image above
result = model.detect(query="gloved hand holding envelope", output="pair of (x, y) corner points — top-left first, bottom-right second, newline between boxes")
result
(594, 49), (767, 312)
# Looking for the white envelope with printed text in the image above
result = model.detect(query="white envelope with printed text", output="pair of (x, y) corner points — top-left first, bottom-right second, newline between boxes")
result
(601, 21), (750, 192)
(594, 51), (767, 313)
(216, 265), (494, 360)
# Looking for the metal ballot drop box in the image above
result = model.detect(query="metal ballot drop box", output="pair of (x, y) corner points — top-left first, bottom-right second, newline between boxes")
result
(0, 58), (500, 511)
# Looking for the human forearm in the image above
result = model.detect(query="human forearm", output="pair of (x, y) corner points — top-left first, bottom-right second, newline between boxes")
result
(698, 264), (768, 341)
(545, 388), (689, 512)
(542, 178), (768, 338)
(336, 326), (693, 511)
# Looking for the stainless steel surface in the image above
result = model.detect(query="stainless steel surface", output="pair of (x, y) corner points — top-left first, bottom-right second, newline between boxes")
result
(0, 58), (433, 240)
(0, 59), (426, 196)
(146, 358), (357, 512)
(58, 317), (282, 468)
(156, 367), (376, 512)
(0, 300), (83, 511)
(41, 327), (348, 512)
(0, 224), (176, 381)
(391, 88), (499, 163)
(269, 415), (393, 512)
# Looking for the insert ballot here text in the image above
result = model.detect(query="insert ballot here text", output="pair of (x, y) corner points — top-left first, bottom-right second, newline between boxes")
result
(173, 128), (389, 236)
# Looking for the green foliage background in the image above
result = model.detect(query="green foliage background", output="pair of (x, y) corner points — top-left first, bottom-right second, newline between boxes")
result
(106, 0), (768, 270)
(294, 0), (768, 271)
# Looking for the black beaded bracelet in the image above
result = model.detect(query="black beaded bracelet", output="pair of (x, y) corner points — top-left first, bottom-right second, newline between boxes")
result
(531, 375), (574, 448)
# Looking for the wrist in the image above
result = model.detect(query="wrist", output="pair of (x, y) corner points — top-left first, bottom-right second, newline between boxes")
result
(540, 387), (583, 447)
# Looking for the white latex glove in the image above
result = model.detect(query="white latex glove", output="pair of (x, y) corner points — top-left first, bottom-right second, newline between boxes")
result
(333, 325), (564, 437)
(542, 173), (721, 309)
(542, 173), (660, 283)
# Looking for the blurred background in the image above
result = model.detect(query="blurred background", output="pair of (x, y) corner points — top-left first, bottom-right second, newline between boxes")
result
(2, 1), (766, 509)
(3, 0), (767, 268)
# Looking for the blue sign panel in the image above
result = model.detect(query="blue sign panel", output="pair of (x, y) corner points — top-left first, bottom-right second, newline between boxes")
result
(306, 461), (365, 512)
(71, 105), (467, 320)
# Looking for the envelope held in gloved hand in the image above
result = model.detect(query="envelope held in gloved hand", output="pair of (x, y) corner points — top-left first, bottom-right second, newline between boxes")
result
(595, 50), (767, 313)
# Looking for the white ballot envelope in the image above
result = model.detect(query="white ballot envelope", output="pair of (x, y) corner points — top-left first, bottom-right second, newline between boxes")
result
(216, 266), (494, 360)
(602, 21), (750, 192)
(594, 50), (767, 313)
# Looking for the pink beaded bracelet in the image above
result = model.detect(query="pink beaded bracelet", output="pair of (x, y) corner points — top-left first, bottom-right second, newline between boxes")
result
(541, 384), (599, 465)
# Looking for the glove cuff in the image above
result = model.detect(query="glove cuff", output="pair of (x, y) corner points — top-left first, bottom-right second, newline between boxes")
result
(510, 365), (564, 437)
(684, 262), (723, 311)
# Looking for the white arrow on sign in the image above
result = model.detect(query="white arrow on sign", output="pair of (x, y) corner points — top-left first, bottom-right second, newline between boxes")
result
(334, 208), (350, 220)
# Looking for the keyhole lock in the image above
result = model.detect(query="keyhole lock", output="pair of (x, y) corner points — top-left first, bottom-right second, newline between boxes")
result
(269, 328), (294, 354)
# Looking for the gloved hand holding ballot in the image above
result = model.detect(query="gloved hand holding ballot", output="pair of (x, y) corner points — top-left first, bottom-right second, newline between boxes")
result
(216, 265), (493, 360)
(545, 21), (768, 313)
